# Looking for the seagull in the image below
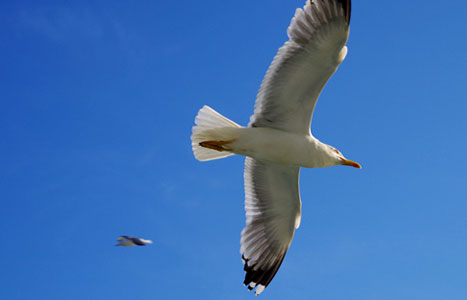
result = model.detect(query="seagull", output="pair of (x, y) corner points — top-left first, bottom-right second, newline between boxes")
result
(191, 0), (359, 295)
(115, 236), (153, 247)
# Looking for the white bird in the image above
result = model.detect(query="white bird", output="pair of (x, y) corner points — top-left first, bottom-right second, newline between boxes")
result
(191, 0), (359, 295)
(115, 236), (153, 247)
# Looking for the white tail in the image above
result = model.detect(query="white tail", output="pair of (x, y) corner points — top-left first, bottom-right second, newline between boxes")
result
(191, 105), (241, 161)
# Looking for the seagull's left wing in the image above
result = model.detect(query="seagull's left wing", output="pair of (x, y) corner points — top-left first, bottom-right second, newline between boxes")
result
(250, 0), (351, 134)
(241, 157), (301, 295)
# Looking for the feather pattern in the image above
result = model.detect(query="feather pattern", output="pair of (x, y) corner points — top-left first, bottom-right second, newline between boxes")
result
(241, 157), (301, 295)
(249, 0), (351, 134)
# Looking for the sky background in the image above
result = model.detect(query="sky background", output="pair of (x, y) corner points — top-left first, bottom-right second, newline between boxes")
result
(1, 0), (467, 299)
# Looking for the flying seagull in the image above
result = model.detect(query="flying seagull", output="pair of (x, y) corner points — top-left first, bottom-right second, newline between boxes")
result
(115, 236), (153, 247)
(191, 0), (358, 295)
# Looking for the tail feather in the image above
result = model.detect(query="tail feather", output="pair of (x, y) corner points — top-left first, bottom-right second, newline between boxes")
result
(191, 106), (241, 161)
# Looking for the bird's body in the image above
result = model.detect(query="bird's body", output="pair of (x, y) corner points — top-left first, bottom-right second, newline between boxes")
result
(115, 236), (153, 247)
(191, 0), (359, 295)
(201, 126), (346, 168)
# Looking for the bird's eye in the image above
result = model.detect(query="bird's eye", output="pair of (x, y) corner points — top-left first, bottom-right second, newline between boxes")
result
(333, 149), (340, 154)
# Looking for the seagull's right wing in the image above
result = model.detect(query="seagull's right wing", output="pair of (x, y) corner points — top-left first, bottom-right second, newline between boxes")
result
(241, 157), (301, 295)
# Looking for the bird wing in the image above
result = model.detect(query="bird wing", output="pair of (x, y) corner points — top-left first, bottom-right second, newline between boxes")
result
(131, 238), (146, 246)
(241, 157), (301, 295)
(249, 0), (351, 134)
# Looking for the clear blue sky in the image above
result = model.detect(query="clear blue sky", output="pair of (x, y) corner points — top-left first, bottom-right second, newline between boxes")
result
(1, 0), (467, 299)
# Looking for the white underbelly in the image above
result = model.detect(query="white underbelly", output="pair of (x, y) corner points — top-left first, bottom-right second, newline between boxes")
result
(229, 127), (312, 166)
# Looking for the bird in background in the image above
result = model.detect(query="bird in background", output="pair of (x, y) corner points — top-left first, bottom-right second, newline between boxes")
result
(191, 0), (358, 296)
(115, 236), (153, 247)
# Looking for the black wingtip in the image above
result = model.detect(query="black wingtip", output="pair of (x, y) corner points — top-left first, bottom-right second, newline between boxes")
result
(336, 0), (351, 24)
(242, 253), (287, 294)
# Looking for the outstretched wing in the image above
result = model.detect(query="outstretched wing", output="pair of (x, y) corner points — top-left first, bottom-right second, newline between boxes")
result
(241, 157), (301, 295)
(249, 0), (351, 134)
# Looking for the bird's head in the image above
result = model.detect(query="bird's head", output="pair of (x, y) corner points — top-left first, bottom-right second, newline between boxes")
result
(327, 145), (361, 169)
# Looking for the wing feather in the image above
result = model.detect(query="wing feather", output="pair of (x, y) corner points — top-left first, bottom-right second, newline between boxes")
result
(249, 0), (351, 134)
(241, 157), (301, 295)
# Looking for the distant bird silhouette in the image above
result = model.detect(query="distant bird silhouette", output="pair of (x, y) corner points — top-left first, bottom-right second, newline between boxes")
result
(115, 235), (153, 247)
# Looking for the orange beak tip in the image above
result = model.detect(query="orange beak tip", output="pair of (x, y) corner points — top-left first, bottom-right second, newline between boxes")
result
(342, 159), (362, 169)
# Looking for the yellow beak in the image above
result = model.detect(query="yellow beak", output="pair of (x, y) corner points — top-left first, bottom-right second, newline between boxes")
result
(341, 158), (362, 169)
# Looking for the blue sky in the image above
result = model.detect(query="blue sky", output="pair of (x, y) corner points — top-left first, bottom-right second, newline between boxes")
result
(1, 0), (467, 299)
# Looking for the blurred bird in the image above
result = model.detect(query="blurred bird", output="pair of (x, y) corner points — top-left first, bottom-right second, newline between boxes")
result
(115, 235), (153, 247)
